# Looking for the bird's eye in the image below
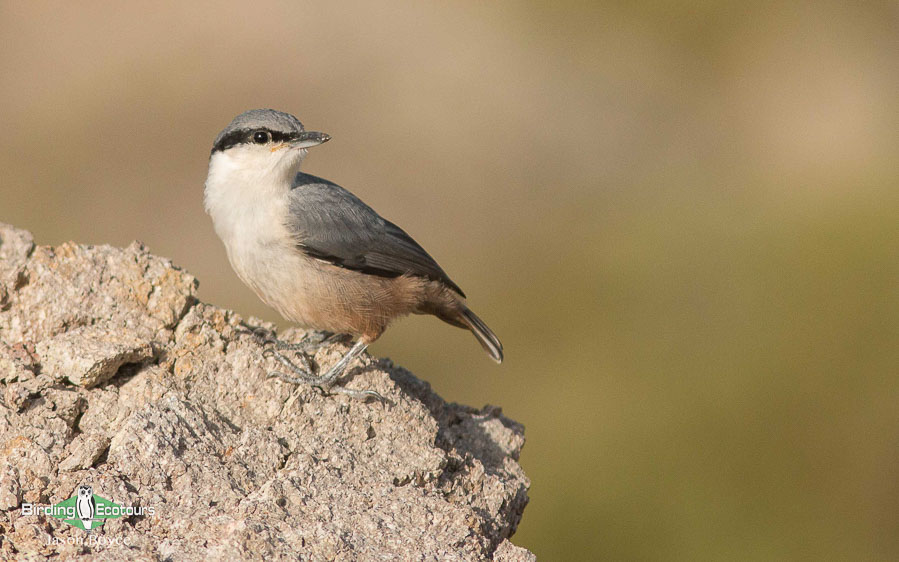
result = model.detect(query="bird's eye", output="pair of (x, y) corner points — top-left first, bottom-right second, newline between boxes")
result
(253, 131), (270, 144)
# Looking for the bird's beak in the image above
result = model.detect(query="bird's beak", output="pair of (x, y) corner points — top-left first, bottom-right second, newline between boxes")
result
(290, 131), (331, 149)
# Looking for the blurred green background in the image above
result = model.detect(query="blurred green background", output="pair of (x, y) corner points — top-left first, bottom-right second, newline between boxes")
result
(1, 1), (897, 559)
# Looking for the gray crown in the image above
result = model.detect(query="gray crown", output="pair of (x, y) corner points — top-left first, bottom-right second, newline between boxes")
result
(212, 109), (305, 152)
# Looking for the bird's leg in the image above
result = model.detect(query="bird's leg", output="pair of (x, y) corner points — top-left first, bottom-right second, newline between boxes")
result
(261, 332), (353, 386)
(268, 340), (383, 401)
(317, 340), (368, 387)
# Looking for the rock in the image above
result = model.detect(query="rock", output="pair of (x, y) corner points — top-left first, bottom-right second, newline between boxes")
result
(57, 434), (110, 472)
(36, 325), (155, 388)
(0, 232), (197, 347)
(0, 223), (33, 307)
(494, 539), (538, 562)
(0, 466), (20, 510)
(0, 341), (39, 383)
(0, 222), (531, 560)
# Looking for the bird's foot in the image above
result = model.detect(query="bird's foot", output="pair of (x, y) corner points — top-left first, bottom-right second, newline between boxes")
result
(264, 341), (383, 402)
(245, 324), (346, 353)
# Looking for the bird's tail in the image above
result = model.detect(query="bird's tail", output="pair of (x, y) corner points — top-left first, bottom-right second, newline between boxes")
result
(459, 307), (503, 363)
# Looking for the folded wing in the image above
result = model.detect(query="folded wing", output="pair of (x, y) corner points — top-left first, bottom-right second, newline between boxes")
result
(286, 173), (465, 297)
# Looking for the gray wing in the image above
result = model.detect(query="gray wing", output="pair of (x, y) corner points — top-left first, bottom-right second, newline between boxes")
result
(286, 173), (465, 297)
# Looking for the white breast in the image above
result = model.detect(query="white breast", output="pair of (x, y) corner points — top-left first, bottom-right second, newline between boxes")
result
(204, 150), (305, 312)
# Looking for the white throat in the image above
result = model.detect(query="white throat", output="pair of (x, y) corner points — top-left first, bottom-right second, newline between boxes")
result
(204, 147), (305, 247)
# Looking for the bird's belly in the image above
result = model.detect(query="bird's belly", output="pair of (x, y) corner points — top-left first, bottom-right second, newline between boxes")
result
(226, 236), (304, 314)
(230, 243), (426, 337)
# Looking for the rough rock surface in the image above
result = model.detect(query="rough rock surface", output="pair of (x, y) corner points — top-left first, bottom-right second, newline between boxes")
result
(0, 223), (531, 560)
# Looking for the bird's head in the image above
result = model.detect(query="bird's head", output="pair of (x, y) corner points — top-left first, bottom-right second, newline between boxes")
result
(208, 109), (330, 186)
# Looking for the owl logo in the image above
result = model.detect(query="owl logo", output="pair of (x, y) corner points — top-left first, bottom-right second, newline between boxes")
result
(75, 485), (96, 530)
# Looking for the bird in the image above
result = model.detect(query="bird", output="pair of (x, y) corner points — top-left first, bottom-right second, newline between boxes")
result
(204, 109), (502, 400)
(75, 484), (96, 531)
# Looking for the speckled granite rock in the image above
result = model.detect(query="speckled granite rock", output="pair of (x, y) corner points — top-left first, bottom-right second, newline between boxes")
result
(0, 222), (531, 560)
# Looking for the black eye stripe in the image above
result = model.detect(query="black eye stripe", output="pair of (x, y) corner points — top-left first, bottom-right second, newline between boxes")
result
(211, 128), (298, 153)
(270, 131), (293, 143)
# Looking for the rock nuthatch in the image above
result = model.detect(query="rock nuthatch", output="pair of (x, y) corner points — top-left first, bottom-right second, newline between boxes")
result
(204, 109), (502, 399)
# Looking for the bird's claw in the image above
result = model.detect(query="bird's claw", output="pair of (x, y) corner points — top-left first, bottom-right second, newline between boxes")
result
(326, 386), (385, 402)
(268, 370), (384, 402)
